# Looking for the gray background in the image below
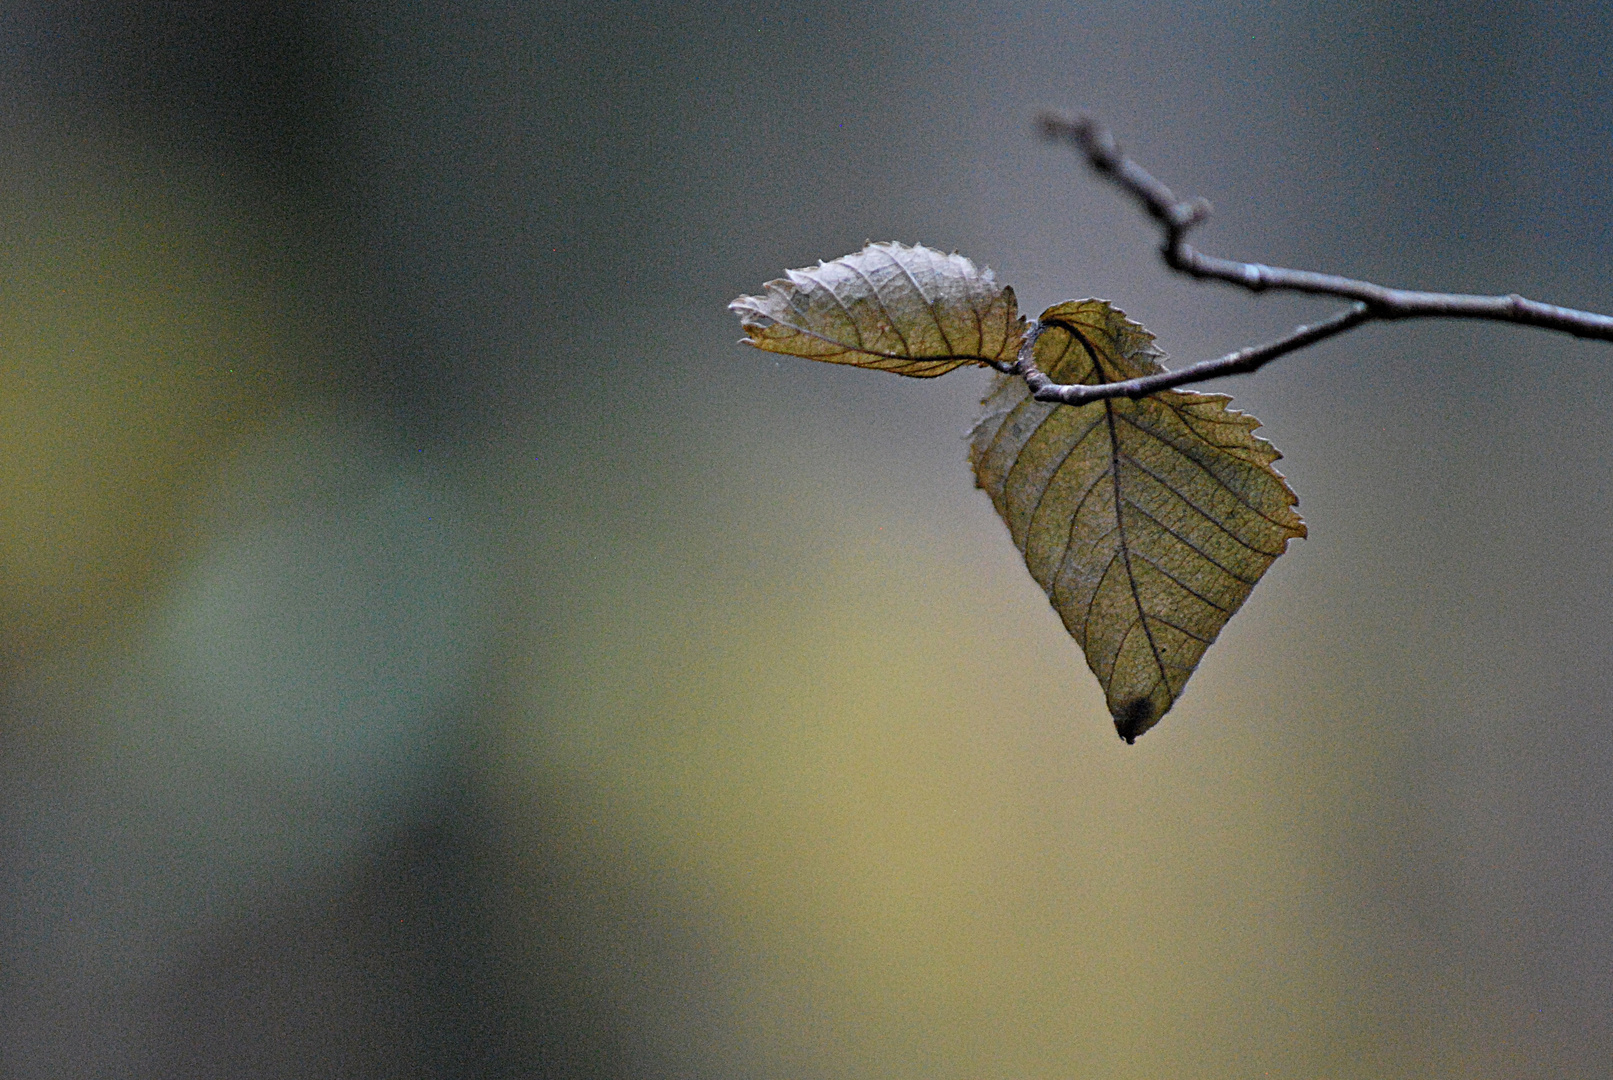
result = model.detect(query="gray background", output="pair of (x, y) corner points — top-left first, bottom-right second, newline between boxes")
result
(2, 2), (1609, 1076)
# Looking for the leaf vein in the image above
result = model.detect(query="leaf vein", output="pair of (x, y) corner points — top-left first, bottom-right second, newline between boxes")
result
(1079, 542), (1128, 653)
(1121, 499), (1260, 585)
(1128, 549), (1235, 614)
(883, 245), (959, 356)
(1143, 611), (1214, 645)
(800, 273), (870, 352)
(1116, 410), (1299, 532)
(1021, 411), (1108, 542)
(1115, 443), (1291, 555)
(843, 260), (915, 358)
(1106, 400), (1173, 697)
(1043, 454), (1120, 591)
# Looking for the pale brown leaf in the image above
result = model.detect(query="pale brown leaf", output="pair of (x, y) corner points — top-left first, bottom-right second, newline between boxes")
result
(730, 242), (1025, 377)
(970, 300), (1305, 741)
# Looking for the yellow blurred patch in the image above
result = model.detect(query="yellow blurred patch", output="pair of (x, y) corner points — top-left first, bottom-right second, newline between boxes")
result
(0, 139), (295, 660)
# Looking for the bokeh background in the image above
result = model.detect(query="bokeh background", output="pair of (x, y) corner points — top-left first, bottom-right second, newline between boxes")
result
(2, 2), (1610, 1076)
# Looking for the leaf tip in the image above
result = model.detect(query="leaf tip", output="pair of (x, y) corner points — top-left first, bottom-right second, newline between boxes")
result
(1113, 697), (1161, 744)
(727, 293), (764, 318)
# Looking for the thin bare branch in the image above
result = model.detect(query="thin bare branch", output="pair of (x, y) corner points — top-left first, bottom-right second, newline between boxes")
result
(1030, 111), (1613, 402)
(1018, 303), (1372, 404)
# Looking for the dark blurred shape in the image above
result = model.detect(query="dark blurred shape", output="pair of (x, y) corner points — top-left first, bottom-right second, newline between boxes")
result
(29, 2), (347, 198)
(145, 800), (514, 1079)
(6, 1), (474, 436)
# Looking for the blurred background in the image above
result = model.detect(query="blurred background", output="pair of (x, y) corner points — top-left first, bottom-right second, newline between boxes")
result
(1, 1), (1609, 1076)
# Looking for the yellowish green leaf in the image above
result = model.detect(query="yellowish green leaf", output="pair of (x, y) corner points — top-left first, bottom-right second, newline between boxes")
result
(730, 242), (1025, 377)
(970, 300), (1306, 741)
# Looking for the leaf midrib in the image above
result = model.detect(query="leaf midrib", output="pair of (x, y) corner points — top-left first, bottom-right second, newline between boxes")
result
(1065, 322), (1174, 705)
(754, 314), (995, 366)
(1104, 395), (1174, 703)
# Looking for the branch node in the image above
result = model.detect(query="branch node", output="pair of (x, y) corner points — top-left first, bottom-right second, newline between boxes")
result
(1170, 196), (1211, 231)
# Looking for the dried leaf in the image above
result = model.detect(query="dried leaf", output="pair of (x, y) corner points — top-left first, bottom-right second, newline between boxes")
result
(730, 242), (1025, 377)
(970, 300), (1305, 742)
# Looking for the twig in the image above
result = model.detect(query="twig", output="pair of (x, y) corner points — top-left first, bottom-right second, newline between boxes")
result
(1026, 112), (1613, 404)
